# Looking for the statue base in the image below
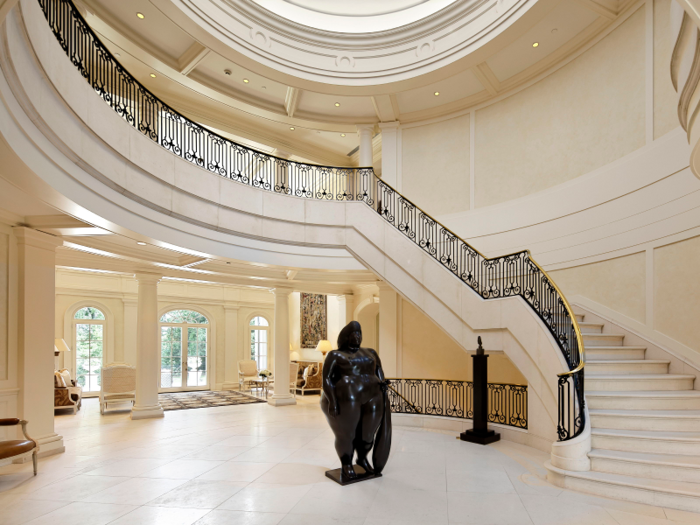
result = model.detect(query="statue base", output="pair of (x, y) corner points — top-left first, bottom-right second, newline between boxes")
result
(460, 428), (501, 445)
(325, 465), (383, 486)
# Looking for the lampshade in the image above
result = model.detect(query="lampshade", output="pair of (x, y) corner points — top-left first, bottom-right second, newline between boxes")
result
(315, 340), (333, 357)
(54, 339), (70, 357)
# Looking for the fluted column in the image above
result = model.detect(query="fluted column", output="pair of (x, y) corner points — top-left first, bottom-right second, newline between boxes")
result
(131, 272), (164, 420)
(269, 286), (296, 406)
(356, 124), (374, 168)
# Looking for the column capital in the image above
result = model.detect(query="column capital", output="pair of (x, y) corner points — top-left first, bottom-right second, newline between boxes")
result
(377, 281), (394, 292)
(13, 227), (62, 251)
(378, 121), (401, 131)
(272, 286), (294, 297)
(122, 297), (138, 307)
(134, 271), (163, 284)
(356, 123), (375, 135)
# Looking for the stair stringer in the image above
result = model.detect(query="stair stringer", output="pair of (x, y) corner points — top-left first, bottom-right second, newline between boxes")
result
(0, 0), (584, 455)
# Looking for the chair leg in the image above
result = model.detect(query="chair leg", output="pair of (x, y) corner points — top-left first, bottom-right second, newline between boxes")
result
(32, 450), (38, 476)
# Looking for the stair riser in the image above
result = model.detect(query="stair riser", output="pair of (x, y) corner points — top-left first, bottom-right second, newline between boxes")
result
(587, 397), (700, 410)
(586, 349), (646, 361)
(583, 336), (624, 346)
(592, 435), (700, 456)
(591, 415), (700, 432)
(591, 457), (700, 484)
(587, 378), (694, 391)
(586, 363), (669, 375)
(580, 326), (603, 334)
(547, 469), (700, 513)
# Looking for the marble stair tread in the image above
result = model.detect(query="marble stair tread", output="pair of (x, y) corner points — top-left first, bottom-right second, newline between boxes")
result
(589, 449), (700, 469)
(587, 360), (670, 365)
(546, 462), (700, 497)
(587, 390), (700, 398)
(592, 428), (700, 442)
(586, 374), (695, 380)
(589, 409), (700, 418)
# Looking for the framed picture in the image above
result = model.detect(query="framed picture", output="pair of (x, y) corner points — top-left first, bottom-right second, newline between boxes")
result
(301, 293), (327, 349)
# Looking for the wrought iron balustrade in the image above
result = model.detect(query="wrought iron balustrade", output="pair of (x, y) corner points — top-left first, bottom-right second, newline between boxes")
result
(36, 0), (585, 441)
(388, 378), (528, 430)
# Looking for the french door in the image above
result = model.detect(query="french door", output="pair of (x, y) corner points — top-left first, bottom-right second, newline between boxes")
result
(160, 310), (209, 392)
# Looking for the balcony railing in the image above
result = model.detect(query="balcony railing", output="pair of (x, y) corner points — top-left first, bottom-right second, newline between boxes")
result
(37, 0), (585, 441)
(388, 378), (528, 429)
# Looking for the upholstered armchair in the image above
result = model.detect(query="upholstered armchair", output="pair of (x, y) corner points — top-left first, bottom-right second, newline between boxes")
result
(238, 360), (259, 391)
(0, 419), (38, 475)
(293, 361), (323, 395)
(100, 364), (136, 414)
(54, 369), (82, 414)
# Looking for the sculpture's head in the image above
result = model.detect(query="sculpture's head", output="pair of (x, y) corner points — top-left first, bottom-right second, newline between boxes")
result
(338, 321), (362, 350)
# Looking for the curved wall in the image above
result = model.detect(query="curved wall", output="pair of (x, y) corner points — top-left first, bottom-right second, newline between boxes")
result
(397, 0), (700, 371)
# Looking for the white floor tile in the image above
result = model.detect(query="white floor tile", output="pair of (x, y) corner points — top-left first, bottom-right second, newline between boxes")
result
(447, 492), (533, 525)
(22, 502), (136, 525)
(193, 509), (285, 525)
(80, 477), (186, 505)
(219, 482), (312, 513)
(147, 479), (247, 508)
(108, 505), (210, 525)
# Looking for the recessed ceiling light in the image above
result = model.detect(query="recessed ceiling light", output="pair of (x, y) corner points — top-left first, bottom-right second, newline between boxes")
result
(136, 12), (145, 19)
(224, 69), (232, 76)
(243, 78), (249, 83)
(434, 91), (440, 96)
(551, 28), (558, 34)
(150, 73), (156, 78)
(334, 102), (340, 107)
(290, 127), (295, 130)
(532, 42), (539, 48)
(341, 133), (346, 137)
(262, 86), (267, 89)
(114, 52), (121, 58)
(136, 241), (147, 246)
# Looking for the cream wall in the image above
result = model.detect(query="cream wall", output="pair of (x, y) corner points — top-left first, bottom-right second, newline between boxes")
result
(549, 253), (647, 324)
(401, 115), (470, 217)
(0, 224), (17, 440)
(654, 235), (700, 351)
(399, 300), (527, 384)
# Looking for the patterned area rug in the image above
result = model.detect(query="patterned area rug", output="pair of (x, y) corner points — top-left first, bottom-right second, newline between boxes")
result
(158, 390), (265, 411)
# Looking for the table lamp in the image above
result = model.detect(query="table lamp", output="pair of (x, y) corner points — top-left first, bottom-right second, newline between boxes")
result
(54, 338), (70, 357)
(315, 339), (332, 358)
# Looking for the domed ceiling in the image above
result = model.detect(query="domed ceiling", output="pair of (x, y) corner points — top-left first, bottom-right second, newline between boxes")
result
(76, 0), (631, 166)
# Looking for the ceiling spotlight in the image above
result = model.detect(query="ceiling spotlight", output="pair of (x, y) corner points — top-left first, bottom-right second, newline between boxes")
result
(243, 78), (250, 83)
(551, 28), (558, 34)
(434, 91), (440, 96)
(136, 241), (147, 246)
(224, 69), (232, 76)
(262, 86), (267, 89)
(341, 133), (346, 137)
(136, 12), (145, 19)
(532, 42), (539, 48)
(150, 73), (156, 78)
(290, 127), (295, 130)
(334, 102), (340, 107)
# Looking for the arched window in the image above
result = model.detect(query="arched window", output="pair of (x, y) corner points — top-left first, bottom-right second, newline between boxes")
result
(250, 316), (269, 370)
(74, 306), (106, 392)
(159, 309), (209, 391)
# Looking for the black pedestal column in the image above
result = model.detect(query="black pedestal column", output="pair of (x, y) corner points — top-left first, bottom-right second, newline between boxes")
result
(460, 337), (500, 445)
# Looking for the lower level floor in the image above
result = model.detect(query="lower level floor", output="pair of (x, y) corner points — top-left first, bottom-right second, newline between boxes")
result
(1, 398), (699, 525)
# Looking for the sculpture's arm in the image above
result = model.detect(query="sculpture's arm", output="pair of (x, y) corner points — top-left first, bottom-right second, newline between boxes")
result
(322, 352), (340, 417)
(369, 349), (389, 390)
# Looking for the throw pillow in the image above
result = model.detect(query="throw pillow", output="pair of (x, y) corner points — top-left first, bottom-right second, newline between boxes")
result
(54, 371), (67, 388)
(59, 368), (72, 386)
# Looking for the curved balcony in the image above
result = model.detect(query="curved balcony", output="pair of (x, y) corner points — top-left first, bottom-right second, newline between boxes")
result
(0, 0), (588, 462)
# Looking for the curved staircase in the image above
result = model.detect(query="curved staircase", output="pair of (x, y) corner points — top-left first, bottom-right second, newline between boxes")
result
(548, 311), (700, 512)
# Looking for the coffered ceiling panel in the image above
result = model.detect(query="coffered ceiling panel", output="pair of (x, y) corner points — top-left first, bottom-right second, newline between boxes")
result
(296, 92), (377, 120)
(395, 69), (483, 114)
(90, 0), (194, 62)
(194, 53), (288, 108)
(486, 1), (599, 82)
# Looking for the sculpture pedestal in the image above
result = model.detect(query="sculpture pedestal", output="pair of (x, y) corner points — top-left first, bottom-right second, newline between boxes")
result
(325, 465), (382, 486)
(460, 428), (500, 445)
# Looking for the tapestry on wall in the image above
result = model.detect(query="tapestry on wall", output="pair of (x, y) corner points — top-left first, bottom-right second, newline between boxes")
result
(301, 293), (327, 349)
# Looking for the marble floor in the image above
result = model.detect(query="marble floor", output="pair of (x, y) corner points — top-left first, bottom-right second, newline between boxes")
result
(1, 397), (699, 525)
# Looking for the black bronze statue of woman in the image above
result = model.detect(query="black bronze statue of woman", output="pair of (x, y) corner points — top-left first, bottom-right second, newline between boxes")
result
(321, 321), (392, 484)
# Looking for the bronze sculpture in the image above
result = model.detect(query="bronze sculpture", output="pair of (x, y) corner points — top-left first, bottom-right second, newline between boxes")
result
(321, 321), (392, 484)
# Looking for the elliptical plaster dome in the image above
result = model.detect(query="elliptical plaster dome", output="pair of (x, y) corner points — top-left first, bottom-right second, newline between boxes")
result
(164, 0), (541, 87)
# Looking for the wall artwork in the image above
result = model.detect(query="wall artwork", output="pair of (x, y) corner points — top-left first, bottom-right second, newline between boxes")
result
(301, 293), (327, 348)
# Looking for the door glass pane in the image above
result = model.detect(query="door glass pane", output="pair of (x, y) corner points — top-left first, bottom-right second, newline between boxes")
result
(160, 327), (182, 388)
(75, 323), (103, 392)
(251, 329), (268, 371)
(186, 328), (207, 387)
